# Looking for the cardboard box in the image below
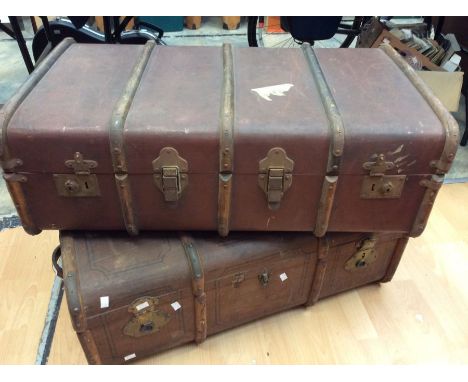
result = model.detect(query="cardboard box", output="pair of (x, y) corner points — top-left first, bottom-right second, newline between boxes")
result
(417, 71), (464, 112)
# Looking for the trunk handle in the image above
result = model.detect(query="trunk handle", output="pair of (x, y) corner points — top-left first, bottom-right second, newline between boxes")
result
(52, 245), (63, 279)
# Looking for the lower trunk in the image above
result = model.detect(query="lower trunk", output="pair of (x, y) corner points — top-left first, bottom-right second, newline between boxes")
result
(60, 230), (408, 364)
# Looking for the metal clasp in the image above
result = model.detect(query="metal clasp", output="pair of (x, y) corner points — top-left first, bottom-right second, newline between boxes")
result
(153, 147), (188, 202)
(161, 166), (181, 202)
(258, 148), (294, 210)
(361, 153), (406, 199)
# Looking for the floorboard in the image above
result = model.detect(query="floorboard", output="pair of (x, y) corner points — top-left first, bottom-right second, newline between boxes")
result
(44, 183), (468, 364)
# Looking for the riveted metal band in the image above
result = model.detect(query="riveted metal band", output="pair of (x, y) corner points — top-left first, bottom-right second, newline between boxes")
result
(381, 236), (409, 283)
(0, 38), (75, 235)
(217, 43), (234, 237)
(180, 234), (207, 344)
(380, 44), (459, 175)
(109, 41), (155, 236)
(302, 44), (344, 237)
(305, 235), (330, 306)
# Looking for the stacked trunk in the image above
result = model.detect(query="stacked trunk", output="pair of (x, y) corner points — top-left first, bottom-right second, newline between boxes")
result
(0, 38), (458, 364)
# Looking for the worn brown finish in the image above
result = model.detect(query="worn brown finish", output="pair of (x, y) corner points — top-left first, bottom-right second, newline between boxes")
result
(1, 41), (457, 237)
(60, 230), (407, 364)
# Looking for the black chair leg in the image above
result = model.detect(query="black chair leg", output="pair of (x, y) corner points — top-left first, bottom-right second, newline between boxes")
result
(461, 93), (468, 146)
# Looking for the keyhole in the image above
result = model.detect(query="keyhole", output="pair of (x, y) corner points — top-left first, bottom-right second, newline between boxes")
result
(84, 181), (89, 189)
(356, 252), (367, 268)
(64, 179), (79, 193)
(371, 183), (376, 191)
(139, 322), (154, 333)
(355, 260), (367, 268)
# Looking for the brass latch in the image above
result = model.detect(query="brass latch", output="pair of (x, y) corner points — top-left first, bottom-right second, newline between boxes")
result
(161, 167), (181, 202)
(258, 269), (271, 287)
(258, 148), (294, 210)
(123, 296), (171, 338)
(361, 153), (406, 199)
(54, 152), (100, 197)
(345, 238), (377, 271)
(153, 147), (188, 202)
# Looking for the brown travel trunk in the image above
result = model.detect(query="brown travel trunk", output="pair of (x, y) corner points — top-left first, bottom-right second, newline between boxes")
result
(59, 230), (408, 364)
(1, 38), (458, 237)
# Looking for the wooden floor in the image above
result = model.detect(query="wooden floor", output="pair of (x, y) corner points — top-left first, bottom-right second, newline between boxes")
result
(1, 183), (468, 364)
(0, 229), (58, 364)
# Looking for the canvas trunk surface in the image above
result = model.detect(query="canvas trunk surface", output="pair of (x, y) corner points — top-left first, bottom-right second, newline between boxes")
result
(0, 38), (458, 237)
(59, 230), (408, 364)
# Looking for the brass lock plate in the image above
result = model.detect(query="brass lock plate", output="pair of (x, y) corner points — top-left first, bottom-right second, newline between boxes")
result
(361, 153), (406, 199)
(345, 238), (377, 271)
(258, 147), (294, 210)
(152, 147), (188, 202)
(53, 174), (100, 197)
(123, 296), (171, 338)
(360, 175), (406, 199)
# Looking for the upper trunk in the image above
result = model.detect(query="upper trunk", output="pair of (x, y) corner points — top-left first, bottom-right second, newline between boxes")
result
(1, 40), (457, 236)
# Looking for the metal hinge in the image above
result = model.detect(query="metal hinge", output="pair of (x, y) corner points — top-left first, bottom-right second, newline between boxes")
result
(1, 158), (23, 171)
(54, 152), (100, 197)
(361, 153), (406, 199)
(153, 147), (188, 202)
(258, 148), (294, 210)
(345, 237), (377, 271)
(3, 173), (27, 183)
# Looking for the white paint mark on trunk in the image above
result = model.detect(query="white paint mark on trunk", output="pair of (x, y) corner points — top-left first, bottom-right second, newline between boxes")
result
(395, 154), (410, 163)
(388, 144), (404, 156)
(251, 83), (294, 101)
